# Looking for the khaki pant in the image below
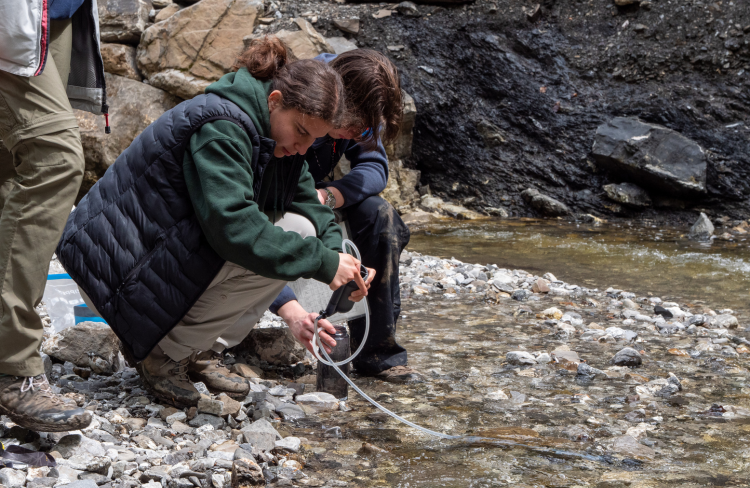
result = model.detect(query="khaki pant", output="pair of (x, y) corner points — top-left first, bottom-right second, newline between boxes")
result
(158, 213), (317, 361)
(0, 19), (85, 376)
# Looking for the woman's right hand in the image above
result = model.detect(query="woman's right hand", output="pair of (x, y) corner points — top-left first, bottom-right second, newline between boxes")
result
(330, 253), (367, 295)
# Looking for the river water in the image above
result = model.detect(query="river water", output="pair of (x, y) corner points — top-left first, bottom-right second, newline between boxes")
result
(282, 219), (750, 487)
(409, 219), (750, 317)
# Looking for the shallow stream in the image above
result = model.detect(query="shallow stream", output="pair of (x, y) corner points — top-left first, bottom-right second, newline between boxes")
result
(283, 219), (750, 487)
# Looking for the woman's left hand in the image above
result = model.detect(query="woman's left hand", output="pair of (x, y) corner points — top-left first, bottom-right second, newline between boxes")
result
(349, 267), (375, 302)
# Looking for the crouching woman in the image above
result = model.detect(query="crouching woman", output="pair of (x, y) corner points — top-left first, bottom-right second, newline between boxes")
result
(55, 37), (373, 407)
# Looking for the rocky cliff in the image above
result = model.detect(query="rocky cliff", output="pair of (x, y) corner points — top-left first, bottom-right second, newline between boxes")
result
(84, 0), (750, 223)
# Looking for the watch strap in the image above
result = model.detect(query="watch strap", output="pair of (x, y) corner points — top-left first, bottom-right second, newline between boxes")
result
(324, 188), (336, 209)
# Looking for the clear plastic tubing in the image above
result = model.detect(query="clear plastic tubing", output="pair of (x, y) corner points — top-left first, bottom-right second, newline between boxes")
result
(312, 239), (461, 440)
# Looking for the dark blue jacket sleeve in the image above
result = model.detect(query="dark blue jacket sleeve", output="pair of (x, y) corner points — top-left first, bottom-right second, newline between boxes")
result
(326, 139), (389, 209)
(270, 285), (298, 315)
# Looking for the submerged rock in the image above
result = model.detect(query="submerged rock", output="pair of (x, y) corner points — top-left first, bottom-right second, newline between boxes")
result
(689, 212), (715, 241)
(592, 117), (707, 197)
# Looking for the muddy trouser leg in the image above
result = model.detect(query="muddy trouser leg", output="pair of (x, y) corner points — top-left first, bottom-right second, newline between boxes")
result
(345, 196), (410, 376)
(0, 19), (84, 377)
(158, 213), (317, 361)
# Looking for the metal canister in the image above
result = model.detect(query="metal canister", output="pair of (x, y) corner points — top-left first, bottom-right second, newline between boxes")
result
(316, 324), (351, 400)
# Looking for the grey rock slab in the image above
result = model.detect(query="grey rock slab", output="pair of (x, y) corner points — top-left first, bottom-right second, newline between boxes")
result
(275, 403), (306, 420)
(188, 413), (225, 430)
(274, 437), (300, 453)
(592, 117), (706, 197)
(603, 182), (652, 208)
(689, 212), (714, 241)
(241, 418), (281, 440)
(332, 18), (359, 35)
(294, 392), (340, 411)
(324, 36), (358, 55)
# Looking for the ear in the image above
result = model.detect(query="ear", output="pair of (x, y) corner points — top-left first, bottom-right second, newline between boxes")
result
(267, 90), (283, 113)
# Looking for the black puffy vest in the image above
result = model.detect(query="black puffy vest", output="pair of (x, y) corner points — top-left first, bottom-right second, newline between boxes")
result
(56, 94), (282, 362)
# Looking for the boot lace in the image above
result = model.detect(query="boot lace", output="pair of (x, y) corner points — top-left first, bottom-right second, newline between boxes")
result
(170, 359), (191, 381)
(20, 374), (63, 405)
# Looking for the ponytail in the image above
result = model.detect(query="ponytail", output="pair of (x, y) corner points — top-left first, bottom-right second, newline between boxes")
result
(233, 35), (289, 81)
(234, 35), (345, 127)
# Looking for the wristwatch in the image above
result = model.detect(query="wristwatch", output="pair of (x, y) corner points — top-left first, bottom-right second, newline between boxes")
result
(323, 188), (336, 209)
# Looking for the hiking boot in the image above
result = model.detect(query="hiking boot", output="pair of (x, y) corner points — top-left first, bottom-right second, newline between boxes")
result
(375, 365), (425, 384)
(188, 351), (249, 398)
(0, 374), (92, 432)
(140, 346), (201, 408)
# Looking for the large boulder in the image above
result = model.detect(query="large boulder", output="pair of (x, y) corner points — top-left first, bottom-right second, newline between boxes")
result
(74, 74), (180, 196)
(42, 322), (121, 374)
(268, 18), (334, 60)
(521, 188), (570, 216)
(592, 117), (707, 197)
(137, 0), (263, 99)
(98, 0), (152, 44)
(100, 43), (141, 80)
(382, 159), (421, 209)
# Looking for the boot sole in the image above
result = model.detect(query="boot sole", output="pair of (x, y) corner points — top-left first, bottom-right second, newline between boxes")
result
(0, 404), (91, 433)
(120, 343), (199, 409)
(188, 372), (249, 400)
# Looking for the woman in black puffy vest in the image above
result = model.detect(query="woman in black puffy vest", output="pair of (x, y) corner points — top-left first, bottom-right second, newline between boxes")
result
(58, 36), (374, 407)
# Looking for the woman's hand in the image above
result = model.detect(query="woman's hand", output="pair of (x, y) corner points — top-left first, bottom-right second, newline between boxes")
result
(278, 301), (337, 354)
(349, 267), (375, 302)
(331, 254), (375, 301)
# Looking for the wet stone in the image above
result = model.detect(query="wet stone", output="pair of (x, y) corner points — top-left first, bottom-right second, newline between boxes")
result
(612, 347), (643, 367)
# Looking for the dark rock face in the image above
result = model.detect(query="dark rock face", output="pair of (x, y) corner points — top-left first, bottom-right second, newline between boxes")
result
(360, 1), (750, 220)
(592, 117), (707, 197)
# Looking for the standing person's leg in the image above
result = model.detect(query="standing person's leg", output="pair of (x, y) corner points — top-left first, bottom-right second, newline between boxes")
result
(345, 196), (420, 382)
(0, 19), (89, 431)
(141, 213), (317, 406)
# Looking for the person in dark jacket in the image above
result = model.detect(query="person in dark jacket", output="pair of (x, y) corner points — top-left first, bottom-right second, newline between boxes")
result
(57, 37), (374, 407)
(266, 50), (422, 384)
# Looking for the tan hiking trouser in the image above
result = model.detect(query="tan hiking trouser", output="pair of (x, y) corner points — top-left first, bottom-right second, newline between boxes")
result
(0, 19), (84, 377)
(158, 212), (318, 361)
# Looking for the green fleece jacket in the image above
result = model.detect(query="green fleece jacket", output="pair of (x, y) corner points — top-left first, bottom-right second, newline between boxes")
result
(183, 69), (342, 283)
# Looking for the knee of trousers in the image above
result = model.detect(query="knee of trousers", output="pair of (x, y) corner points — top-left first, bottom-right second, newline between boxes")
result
(360, 196), (409, 243)
(275, 212), (316, 238)
(11, 125), (85, 179)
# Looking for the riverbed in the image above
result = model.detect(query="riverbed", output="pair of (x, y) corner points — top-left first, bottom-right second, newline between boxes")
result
(279, 219), (750, 487)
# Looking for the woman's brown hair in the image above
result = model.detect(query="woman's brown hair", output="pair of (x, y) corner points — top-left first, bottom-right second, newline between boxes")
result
(234, 36), (345, 127)
(330, 49), (403, 151)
